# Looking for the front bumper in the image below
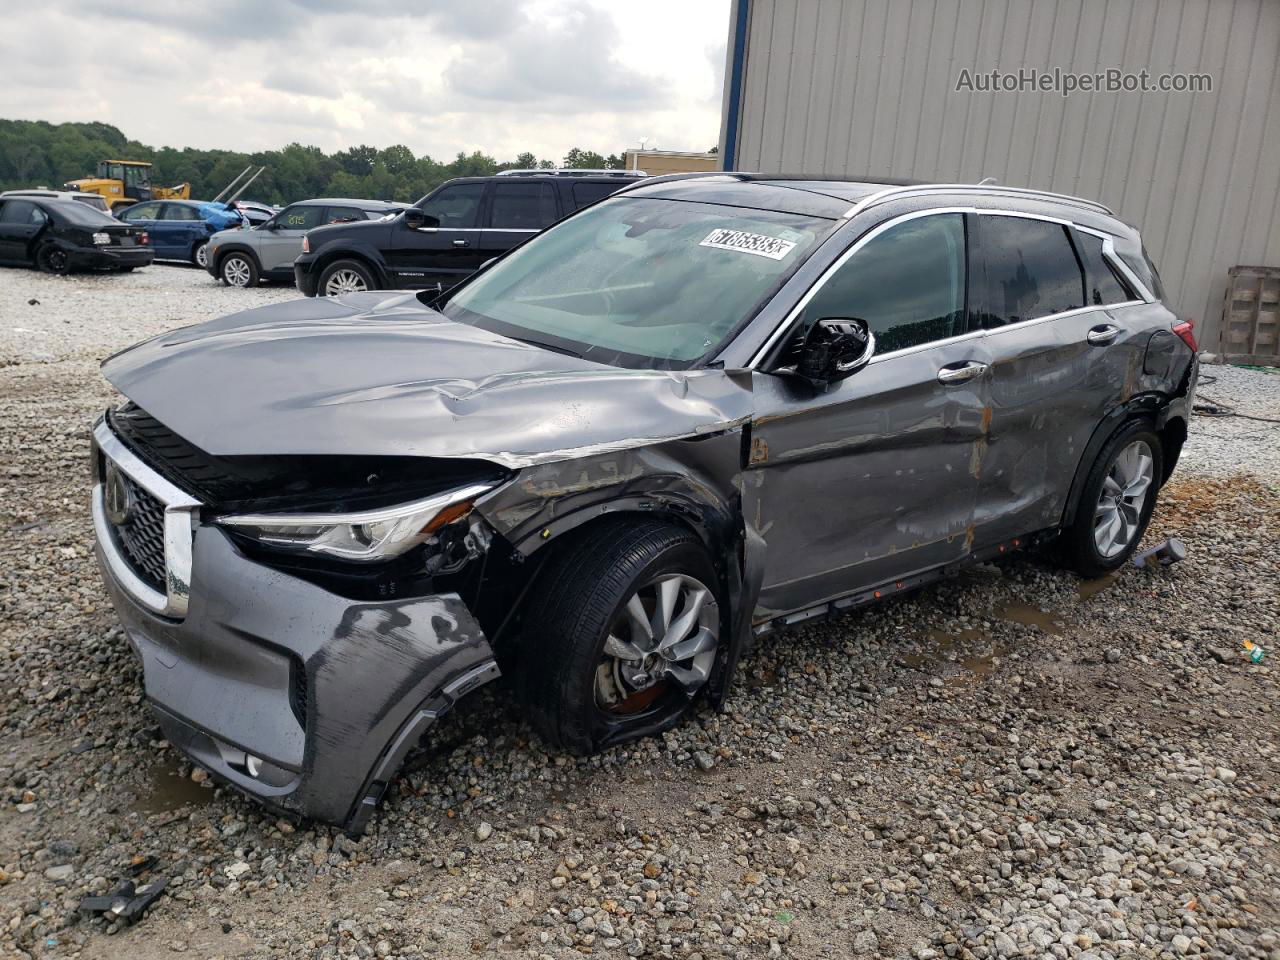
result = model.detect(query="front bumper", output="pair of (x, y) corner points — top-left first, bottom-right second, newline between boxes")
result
(90, 420), (499, 831)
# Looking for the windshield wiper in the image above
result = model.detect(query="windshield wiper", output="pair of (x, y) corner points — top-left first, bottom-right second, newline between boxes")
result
(505, 334), (584, 359)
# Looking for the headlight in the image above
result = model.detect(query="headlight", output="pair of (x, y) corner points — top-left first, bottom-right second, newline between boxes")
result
(92, 232), (111, 245)
(216, 483), (494, 562)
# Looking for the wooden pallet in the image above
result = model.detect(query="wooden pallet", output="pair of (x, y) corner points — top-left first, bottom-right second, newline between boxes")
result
(1219, 266), (1280, 365)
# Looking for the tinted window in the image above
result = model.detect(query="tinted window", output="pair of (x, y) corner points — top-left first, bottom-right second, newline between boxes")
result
(162, 204), (200, 221)
(489, 183), (558, 229)
(277, 205), (324, 230)
(121, 202), (160, 221)
(571, 182), (618, 209)
(1075, 232), (1133, 305)
(74, 195), (110, 212)
(800, 214), (967, 355)
(981, 217), (1084, 326)
(0, 200), (43, 225)
(1119, 246), (1165, 301)
(324, 206), (365, 225)
(419, 183), (485, 228)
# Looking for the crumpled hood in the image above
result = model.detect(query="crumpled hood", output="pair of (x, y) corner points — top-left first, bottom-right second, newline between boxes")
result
(101, 292), (753, 468)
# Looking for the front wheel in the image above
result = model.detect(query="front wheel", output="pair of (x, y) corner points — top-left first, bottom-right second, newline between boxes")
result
(318, 259), (375, 297)
(36, 244), (70, 275)
(1062, 421), (1163, 577)
(219, 253), (259, 287)
(192, 241), (209, 269)
(516, 520), (723, 755)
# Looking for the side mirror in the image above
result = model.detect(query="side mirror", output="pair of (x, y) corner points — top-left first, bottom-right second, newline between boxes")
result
(403, 208), (439, 230)
(795, 317), (875, 387)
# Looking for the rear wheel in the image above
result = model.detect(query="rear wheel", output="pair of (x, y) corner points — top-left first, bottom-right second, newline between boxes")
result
(1062, 421), (1163, 577)
(36, 244), (70, 275)
(319, 259), (375, 297)
(192, 241), (209, 269)
(516, 521), (723, 755)
(219, 253), (258, 288)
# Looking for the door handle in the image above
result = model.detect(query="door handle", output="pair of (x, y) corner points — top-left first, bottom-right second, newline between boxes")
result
(452, 239), (469, 247)
(1087, 324), (1120, 345)
(937, 361), (989, 384)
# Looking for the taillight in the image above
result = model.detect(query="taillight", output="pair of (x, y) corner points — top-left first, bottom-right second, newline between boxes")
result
(1173, 319), (1198, 352)
(301, 235), (310, 254)
(139, 231), (149, 246)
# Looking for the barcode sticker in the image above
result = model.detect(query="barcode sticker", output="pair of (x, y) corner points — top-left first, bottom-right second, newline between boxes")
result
(699, 228), (797, 260)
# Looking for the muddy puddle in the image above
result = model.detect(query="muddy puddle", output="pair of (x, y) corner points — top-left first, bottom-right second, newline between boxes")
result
(995, 603), (1065, 635)
(901, 628), (1010, 683)
(1078, 573), (1120, 600)
(134, 762), (216, 814)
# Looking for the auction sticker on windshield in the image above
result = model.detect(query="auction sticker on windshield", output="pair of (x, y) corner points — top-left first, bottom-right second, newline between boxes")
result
(700, 228), (797, 260)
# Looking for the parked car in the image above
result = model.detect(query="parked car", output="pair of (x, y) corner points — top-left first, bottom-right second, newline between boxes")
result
(204, 198), (408, 287)
(232, 200), (281, 227)
(115, 199), (244, 267)
(1, 189), (112, 214)
(293, 170), (646, 297)
(89, 175), (1197, 831)
(0, 194), (152, 274)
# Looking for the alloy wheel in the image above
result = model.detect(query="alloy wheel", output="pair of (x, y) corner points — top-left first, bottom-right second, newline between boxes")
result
(324, 269), (368, 296)
(1093, 439), (1154, 558)
(194, 243), (208, 268)
(595, 573), (719, 714)
(223, 257), (252, 287)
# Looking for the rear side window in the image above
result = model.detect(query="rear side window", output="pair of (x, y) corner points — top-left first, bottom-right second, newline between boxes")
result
(1119, 246), (1165, 301)
(0, 200), (42, 224)
(980, 217), (1084, 326)
(801, 213), (967, 355)
(571, 182), (618, 209)
(1074, 232), (1134, 305)
(121, 202), (160, 221)
(489, 183), (558, 229)
(324, 206), (365, 224)
(419, 183), (485, 228)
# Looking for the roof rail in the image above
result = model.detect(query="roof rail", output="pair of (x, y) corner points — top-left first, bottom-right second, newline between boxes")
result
(608, 170), (743, 197)
(495, 168), (649, 178)
(845, 183), (1115, 218)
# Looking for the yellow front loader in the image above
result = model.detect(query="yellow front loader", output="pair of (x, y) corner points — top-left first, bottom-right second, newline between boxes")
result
(64, 161), (190, 214)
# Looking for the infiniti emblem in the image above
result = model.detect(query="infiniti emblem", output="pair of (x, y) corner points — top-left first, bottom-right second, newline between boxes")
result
(104, 462), (134, 526)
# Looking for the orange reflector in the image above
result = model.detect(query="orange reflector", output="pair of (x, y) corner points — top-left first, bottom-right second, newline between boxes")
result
(421, 500), (475, 535)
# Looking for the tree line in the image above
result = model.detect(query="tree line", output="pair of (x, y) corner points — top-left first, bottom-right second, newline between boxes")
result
(0, 119), (628, 205)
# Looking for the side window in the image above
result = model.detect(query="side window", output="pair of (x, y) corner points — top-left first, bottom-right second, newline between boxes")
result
(324, 206), (364, 224)
(1075, 232), (1134, 305)
(0, 200), (37, 224)
(980, 217), (1084, 326)
(489, 183), (558, 229)
(418, 183), (485, 228)
(277, 205), (324, 230)
(800, 214), (967, 355)
(161, 204), (200, 221)
(571, 181), (618, 209)
(121, 202), (160, 221)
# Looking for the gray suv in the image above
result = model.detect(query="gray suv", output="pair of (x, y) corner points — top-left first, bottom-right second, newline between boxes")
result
(90, 175), (1197, 831)
(205, 197), (407, 287)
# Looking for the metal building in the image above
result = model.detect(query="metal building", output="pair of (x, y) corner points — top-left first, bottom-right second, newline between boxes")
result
(717, 0), (1280, 351)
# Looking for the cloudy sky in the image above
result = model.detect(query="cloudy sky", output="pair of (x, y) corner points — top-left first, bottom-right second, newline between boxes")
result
(1, 0), (730, 161)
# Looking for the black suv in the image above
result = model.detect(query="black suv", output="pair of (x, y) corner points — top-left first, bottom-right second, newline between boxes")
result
(293, 170), (645, 297)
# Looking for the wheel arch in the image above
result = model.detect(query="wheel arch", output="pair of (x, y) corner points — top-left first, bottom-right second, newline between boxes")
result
(311, 243), (391, 288)
(213, 243), (262, 274)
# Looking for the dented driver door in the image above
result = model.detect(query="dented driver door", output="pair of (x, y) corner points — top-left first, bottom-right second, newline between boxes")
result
(744, 209), (992, 621)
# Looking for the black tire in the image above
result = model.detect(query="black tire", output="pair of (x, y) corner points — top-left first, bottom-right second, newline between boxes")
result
(1062, 420), (1164, 578)
(191, 241), (209, 269)
(317, 259), (376, 297)
(115, 266), (135, 273)
(36, 244), (70, 275)
(516, 520), (724, 755)
(219, 252), (259, 288)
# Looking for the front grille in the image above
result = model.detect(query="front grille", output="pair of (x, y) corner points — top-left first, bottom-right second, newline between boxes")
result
(108, 470), (167, 592)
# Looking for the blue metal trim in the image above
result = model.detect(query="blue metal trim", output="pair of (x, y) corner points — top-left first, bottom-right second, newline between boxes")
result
(722, 0), (750, 171)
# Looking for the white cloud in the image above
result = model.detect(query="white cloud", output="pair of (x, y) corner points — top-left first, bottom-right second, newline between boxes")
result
(0, 0), (730, 161)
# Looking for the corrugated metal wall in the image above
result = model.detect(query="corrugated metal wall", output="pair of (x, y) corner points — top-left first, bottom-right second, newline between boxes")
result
(719, 0), (1280, 349)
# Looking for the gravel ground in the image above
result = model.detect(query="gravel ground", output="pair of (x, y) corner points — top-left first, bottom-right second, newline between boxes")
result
(1, 265), (1278, 960)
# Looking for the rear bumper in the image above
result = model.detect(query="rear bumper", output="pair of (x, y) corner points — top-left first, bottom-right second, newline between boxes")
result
(70, 246), (154, 269)
(90, 423), (499, 831)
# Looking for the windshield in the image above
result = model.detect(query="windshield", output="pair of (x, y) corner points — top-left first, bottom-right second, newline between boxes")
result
(440, 197), (831, 368)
